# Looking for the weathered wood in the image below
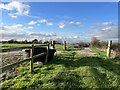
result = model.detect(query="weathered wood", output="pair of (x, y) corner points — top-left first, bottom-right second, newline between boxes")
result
(107, 40), (112, 57)
(0, 53), (47, 72)
(45, 43), (50, 63)
(52, 41), (55, 49)
(1, 44), (49, 72)
(1, 46), (31, 52)
(30, 44), (34, 73)
(33, 44), (49, 47)
(1, 44), (48, 52)
(0, 57), (31, 72)
(64, 41), (67, 50)
(33, 52), (46, 59)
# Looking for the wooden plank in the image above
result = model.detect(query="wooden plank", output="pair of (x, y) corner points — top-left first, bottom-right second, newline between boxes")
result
(45, 44), (49, 63)
(1, 44), (49, 52)
(0, 52), (46, 72)
(33, 52), (46, 59)
(30, 44), (34, 73)
(0, 43), (49, 72)
(34, 44), (49, 47)
(0, 57), (31, 71)
(107, 40), (112, 57)
(64, 41), (67, 50)
(1, 46), (32, 52)
(52, 41), (55, 49)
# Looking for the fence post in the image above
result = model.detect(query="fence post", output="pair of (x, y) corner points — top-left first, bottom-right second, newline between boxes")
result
(45, 43), (49, 63)
(30, 43), (34, 73)
(107, 40), (112, 57)
(52, 41), (55, 49)
(64, 41), (67, 50)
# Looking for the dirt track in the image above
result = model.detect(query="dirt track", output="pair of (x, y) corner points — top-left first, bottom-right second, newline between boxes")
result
(56, 48), (96, 56)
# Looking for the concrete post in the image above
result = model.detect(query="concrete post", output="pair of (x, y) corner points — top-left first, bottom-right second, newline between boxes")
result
(107, 40), (112, 57)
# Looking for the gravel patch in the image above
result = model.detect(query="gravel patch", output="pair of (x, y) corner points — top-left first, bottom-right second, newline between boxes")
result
(55, 48), (96, 56)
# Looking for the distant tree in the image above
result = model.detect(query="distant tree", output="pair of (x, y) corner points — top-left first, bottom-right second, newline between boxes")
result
(8, 39), (17, 43)
(99, 41), (108, 49)
(39, 40), (42, 44)
(54, 40), (63, 44)
(24, 39), (28, 44)
(78, 41), (89, 47)
(90, 37), (100, 47)
(32, 39), (38, 43)
(43, 41), (49, 44)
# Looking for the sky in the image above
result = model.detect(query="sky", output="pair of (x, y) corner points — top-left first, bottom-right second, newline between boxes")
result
(0, 1), (118, 43)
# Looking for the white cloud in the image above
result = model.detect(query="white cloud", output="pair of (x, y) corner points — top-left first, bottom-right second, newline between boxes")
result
(94, 22), (113, 27)
(69, 21), (82, 26)
(85, 25), (118, 41)
(58, 21), (82, 28)
(29, 32), (57, 37)
(73, 35), (79, 39)
(28, 21), (37, 25)
(28, 26), (33, 29)
(39, 19), (48, 23)
(28, 19), (53, 26)
(101, 27), (112, 31)
(1, 24), (32, 34)
(58, 22), (65, 28)
(8, 14), (17, 18)
(0, 1), (30, 17)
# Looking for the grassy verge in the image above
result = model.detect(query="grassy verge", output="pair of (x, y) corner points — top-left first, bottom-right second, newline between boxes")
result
(91, 48), (106, 57)
(55, 44), (81, 51)
(0, 44), (32, 49)
(1, 44), (82, 51)
(1, 52), (120, 89)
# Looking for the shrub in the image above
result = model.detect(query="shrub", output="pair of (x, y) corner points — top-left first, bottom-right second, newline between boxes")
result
(90, 37), (100, 48)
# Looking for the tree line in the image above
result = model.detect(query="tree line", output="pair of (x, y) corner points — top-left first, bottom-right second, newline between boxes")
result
(1, 39), (62, 44)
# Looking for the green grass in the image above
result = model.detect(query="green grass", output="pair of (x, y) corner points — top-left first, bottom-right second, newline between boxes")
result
(55, 44), (81, 51)
(91, 48), (107, 57)
(1, 44), (82, 52)
(55, 44), (64, 51)
(0, 43), (49, 49)
(1, 52), (120, 89)
(0, 44), (32, 49)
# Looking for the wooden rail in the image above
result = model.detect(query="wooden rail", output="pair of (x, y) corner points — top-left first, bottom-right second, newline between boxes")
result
(1, 43), (50, 73)
(1, 46), (32, 52)
(1, 44), (50, 52)
(0, 57), (31, 71)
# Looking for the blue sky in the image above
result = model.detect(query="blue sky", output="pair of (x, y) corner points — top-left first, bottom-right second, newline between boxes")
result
(0, 1), (118, 43)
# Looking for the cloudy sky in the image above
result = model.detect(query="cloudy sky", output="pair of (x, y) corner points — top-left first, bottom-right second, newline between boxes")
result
(0, 1), (118, 43)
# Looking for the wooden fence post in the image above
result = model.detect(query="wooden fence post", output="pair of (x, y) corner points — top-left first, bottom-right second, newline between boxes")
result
(45, 43), (49, 63)
(30, 43), (34, 73)
(107, 40), (112, 57)
(52, 41), (55, 49)
(50, 41), (52, 47)
(64, 41), (67, 50)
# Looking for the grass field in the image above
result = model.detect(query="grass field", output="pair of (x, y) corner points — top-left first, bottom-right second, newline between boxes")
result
(0, 43), (81, 51)
(0, 44), (32, 49)
(1, 47), (120, 89)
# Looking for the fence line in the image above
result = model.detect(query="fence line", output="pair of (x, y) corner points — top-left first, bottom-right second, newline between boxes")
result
(1, 46), (31, 52)
(1, 44), (50, 52)
(1, 43), (50, 73)
(0, 57), (31, 72)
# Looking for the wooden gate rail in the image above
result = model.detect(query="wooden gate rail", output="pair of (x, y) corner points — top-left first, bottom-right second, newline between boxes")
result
(1, 46), (32, 52)
(0, 43), (50, 73)
(0, 57), (31, 71)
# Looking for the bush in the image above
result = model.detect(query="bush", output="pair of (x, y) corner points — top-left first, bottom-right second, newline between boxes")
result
(78, 41), (90, 47)
(90, 37), (100, 48)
